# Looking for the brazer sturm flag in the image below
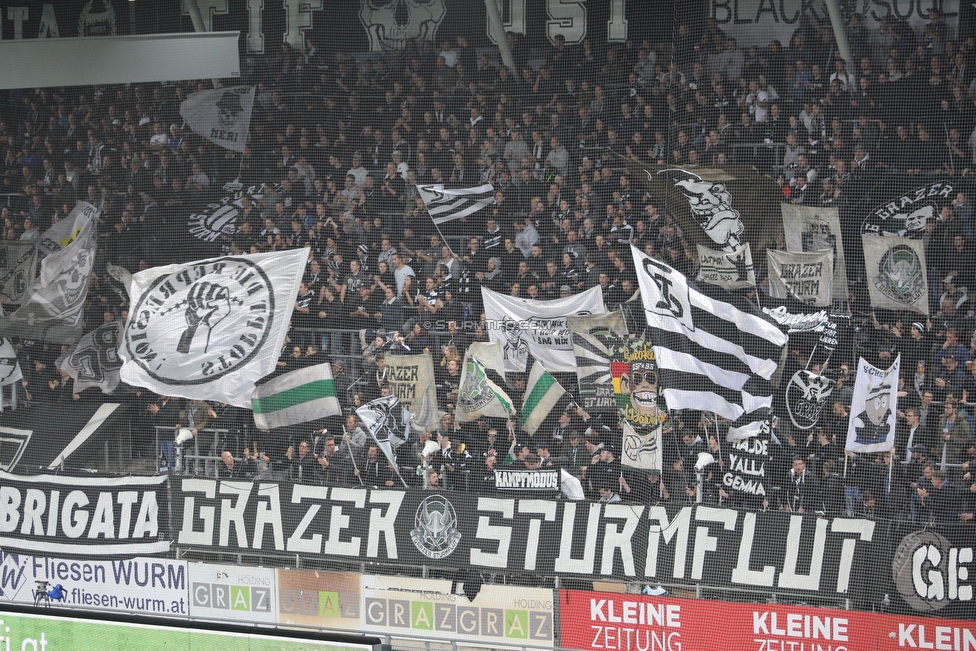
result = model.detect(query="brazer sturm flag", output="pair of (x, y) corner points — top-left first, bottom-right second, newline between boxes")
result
(251, 362), (342, 430)
(180, 86), (256, 153)
(417, 183), (496, 225)
(846, 355), (900, 454)
(120, 248), (308, 407)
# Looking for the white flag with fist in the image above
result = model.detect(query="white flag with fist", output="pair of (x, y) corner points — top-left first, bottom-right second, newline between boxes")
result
(119, 248), (308, 407)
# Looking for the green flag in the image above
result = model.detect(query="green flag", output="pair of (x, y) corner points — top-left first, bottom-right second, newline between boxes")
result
(457, 342), (515, 422)
(520, 361), (566, 436)
(251, 362), (341, 430)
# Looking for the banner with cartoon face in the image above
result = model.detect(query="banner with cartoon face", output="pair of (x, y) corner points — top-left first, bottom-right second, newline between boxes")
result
(846, 355), (900, 454)
(611, 338), (667, 473)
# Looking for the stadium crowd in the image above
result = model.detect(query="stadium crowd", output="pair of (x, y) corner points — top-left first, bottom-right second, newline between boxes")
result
(2, 8), (976, 524)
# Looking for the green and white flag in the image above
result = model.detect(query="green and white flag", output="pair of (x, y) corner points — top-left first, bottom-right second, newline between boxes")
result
(251, 362), (341, 430)
(520, 361), (566, 436)
(457, 342), (514, 422)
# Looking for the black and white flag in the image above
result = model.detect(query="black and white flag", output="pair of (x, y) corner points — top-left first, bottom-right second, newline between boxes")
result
(119, 248), (308, 407)
(695, 243), (755, 290)
(0, 213), (97, 344)
(631, 245), (788, 432)
(417, 184), (496, 225)
(357, 395), (412, 487)
(0, 243), (37, 306)
(57, 322), (124, 395)
(766, 249), (834, 307)
(0, 305), (23, 387)
(180, 86), (255, 153)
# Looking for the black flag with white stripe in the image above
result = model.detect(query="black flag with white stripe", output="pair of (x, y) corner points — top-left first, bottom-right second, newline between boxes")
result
(417, 183), (496, 225)
(631, 245), (787, 439)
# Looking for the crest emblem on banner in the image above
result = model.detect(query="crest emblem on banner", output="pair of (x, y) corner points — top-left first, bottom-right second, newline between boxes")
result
(126, 259), (274, 384)
(874, 244), (925, 305)
(410, 495), (461, 560)
(785, 370), (835, 430)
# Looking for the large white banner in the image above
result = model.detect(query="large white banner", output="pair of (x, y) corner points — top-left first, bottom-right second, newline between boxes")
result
(362, 575), (555, 647)
(862, 235), (929, 315)
(120, 248), (308, 407)
(846, 355), (900, 454)
(782, 204), (848, 300)
(180, 86), (255, 153)
(188, 563), (277, 624)
(0, 554), (187, 618)
(766, 249), (834, 307)
(482, 286), (605, 373)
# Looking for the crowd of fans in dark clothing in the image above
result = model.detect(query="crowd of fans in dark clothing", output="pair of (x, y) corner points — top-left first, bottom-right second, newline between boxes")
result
(2, 9), (975, 525)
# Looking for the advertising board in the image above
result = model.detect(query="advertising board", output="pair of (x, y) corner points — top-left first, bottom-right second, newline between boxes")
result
(277, 569), (363, 631)
(188, 563), (277, 624)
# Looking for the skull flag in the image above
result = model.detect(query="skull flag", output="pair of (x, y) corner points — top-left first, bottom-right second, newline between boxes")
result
(625, 161), (781, 254)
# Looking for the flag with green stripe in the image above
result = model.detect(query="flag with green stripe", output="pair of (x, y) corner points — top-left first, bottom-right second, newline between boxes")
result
(458, 342), (515, 422)
(520, 361), (566, 436)
(251, 362), (341, 430)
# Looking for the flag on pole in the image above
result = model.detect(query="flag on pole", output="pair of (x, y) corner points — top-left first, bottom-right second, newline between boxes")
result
(520, 361), (566, 436)
(57, 322), (124, 394)
(846, 355), (900, 454)
(631, 245), (787, 425)
(119, 248), (308, 407)
(251, 362), (342, 430)
(357, 396), (412, 487)
(457, 342), (515, 422)
(180, 86), (255, 153)
(0, 212), (98, 344)
(417, 184), (496, 224)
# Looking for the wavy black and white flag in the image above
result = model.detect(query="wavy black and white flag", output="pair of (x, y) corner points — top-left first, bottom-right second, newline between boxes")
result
(417, 183), (496, 225)
(631, 245), (787, 438)
(357, 395), (412, 487)
(180, 86), (255, 153)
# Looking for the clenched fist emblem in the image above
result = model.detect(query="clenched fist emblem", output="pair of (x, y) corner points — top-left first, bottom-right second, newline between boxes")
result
(177, 281), (231, 354)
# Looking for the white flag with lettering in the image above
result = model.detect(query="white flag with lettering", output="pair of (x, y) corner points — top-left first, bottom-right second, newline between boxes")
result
(120, 248), (308, 407)
(180, 86), (255, 153)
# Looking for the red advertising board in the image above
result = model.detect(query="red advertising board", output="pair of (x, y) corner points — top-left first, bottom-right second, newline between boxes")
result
(559, 590), (976, 651)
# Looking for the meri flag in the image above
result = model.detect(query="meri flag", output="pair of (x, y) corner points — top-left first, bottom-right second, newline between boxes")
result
(626, 161), (780, 253)
(57, 322), (124, 394)
(862, 235), (929, 315)
(357, 395), (412, 487)
(251, 362), (342, 430)
(520, 361), (566, 436)
(457, 342), (514, 422)
(119, 248), (308, 407)
(695, 243), (756, 290)
(180, 86), (255, 153)
(846, 355), (900, 454)
(0, 213), (98, 344)
(417, 184), (496, 225)
(631, 245), (787, 423)
(781, 204), (848, 299)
